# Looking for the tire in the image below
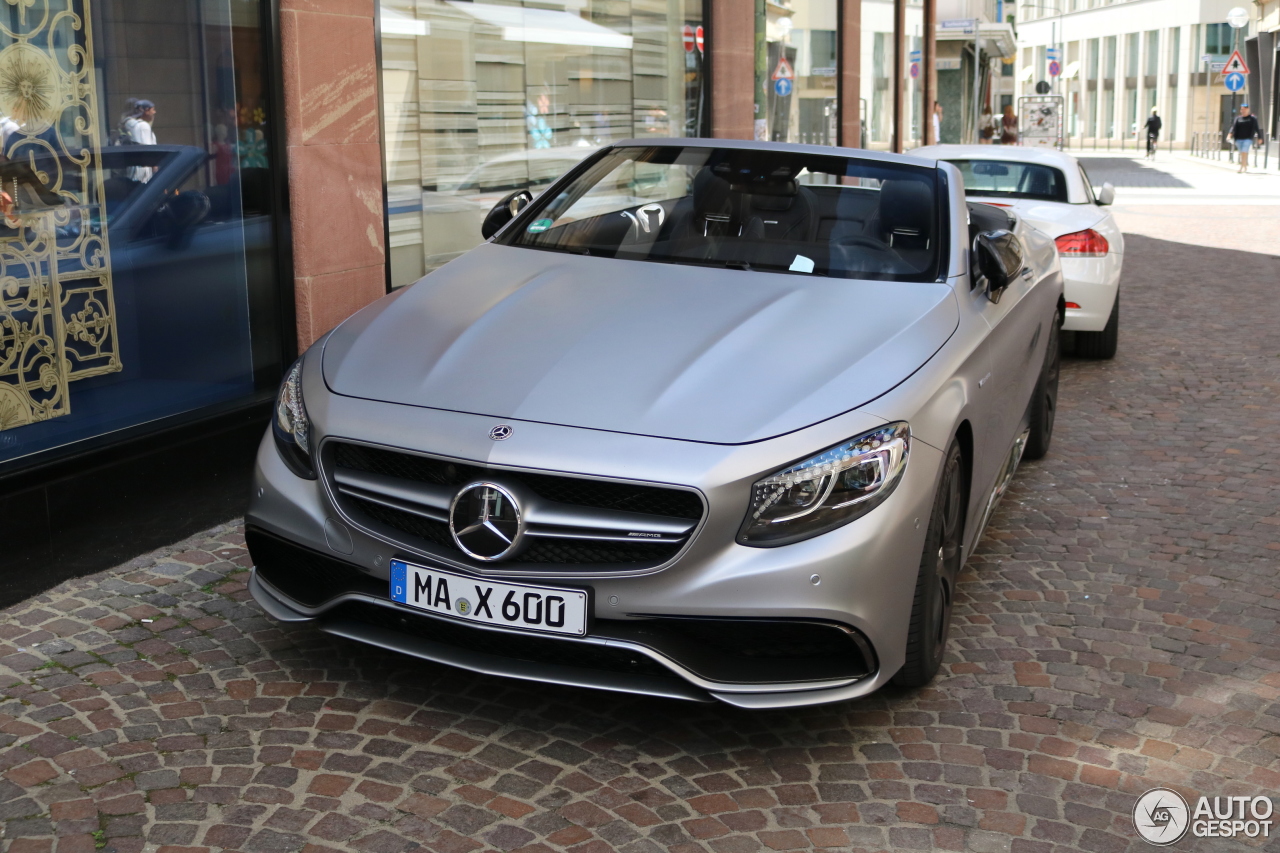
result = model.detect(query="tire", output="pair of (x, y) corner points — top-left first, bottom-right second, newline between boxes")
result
(1024, 309), (1061, 461)
(1076, 294), (1118, 360)
(892, 439), (965, 688)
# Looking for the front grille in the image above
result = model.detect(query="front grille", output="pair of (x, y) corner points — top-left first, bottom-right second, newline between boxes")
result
(327, 441), (704, 572)
(326, 601), (678, 680)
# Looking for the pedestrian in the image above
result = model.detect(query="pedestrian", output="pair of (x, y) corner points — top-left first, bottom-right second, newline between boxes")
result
(931, 101), (942, 145)
(979, 107), (995, 144)
(118, 98), (157, 182)
(1000, 104), (1018, 145)
(1226, 103), (1261, 173)
(1144, 107), (1161, 160)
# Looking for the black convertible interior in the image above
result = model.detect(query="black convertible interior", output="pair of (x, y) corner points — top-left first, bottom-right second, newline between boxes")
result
(508, 148), (947, 283)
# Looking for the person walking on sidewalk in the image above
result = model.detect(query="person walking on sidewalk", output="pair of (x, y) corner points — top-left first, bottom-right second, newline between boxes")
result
(1144, 108), (1162, 160)
(1227, 103), (1261, 173)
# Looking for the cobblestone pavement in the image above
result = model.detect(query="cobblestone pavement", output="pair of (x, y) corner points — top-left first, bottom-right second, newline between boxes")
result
(4, 180), (1280, 853)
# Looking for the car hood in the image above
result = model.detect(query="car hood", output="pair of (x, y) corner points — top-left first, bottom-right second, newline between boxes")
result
(323, 243), (958, 445)
(971, 196), (1110, 243)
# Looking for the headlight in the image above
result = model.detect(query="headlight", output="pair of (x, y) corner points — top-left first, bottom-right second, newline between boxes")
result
(272, 359), (315, 479)
(738, 423), (910, 547)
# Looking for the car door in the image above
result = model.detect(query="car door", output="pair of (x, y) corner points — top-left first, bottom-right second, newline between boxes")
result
(971, 220), (1058, 497)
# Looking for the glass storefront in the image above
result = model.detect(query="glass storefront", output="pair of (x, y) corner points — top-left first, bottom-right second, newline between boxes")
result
(380, 0), (708, 288)
(0, 0), (285, 467)
(761, 1), (838, 145)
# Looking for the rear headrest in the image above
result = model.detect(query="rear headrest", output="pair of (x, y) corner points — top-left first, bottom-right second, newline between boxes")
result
(879, 180), (933, 237)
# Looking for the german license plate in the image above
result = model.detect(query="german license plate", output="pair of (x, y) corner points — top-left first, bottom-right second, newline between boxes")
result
(389, 559), (588, 637)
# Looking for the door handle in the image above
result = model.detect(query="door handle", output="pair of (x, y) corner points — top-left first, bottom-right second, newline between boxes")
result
(1021, 267), (1034, 280)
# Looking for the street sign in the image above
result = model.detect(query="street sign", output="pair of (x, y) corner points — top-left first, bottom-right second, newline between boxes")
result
(940, 18), (975, 27)
(1201, 53), (1212, 63)
(1224, 71), (1246, 92)
(771, 56), (794, 81)
(1048, 60), (1061, 77)
(695, 26), (704, 54)
(682, 25), (695, 52)
(1210, 62), (1226, 72)
(774, 77), (792, 96)
(1221, 50), (1250, 76)
(909, 62), (920, 78)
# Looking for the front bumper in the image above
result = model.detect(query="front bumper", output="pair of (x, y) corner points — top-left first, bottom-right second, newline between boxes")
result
(247, 377), (944, 707)
(247, 528), (896, 708)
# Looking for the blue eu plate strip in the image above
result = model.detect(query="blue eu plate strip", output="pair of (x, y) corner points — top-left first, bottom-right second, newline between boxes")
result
(389, 560), (407, 603)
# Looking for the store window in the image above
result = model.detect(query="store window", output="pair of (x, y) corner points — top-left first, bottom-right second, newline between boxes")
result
(381, 1), (709, 288)
(761, 1), (838, 146)
(0, 1), (284, 467)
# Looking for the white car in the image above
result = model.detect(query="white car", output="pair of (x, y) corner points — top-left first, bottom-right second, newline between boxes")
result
(910, 145), (1123, 358)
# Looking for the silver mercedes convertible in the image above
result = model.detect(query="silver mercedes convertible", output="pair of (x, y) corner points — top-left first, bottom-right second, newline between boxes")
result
(248, 140), (1063, 708)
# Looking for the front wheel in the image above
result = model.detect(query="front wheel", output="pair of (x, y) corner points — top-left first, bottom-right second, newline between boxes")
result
(892, 439), (966, 688)
(1076, 294), (1119, 360)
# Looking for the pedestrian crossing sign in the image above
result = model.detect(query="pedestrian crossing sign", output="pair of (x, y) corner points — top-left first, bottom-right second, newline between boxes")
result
(1220, 50), (1250, 76)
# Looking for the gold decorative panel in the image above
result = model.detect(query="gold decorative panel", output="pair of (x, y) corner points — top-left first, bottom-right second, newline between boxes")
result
(0, 0), (119, 432)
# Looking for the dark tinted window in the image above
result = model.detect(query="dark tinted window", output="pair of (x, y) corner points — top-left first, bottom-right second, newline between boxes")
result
(504, 146), (944, 283)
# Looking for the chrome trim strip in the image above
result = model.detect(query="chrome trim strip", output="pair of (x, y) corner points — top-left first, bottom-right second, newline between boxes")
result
(249, 568), (864, 695)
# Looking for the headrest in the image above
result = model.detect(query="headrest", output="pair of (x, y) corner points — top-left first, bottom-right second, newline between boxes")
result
(879, 180), (933, 237)
(692, 168), (733, 219)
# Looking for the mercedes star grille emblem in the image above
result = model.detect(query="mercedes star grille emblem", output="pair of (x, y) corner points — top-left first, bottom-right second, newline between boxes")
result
(489, 424), (513, 441)
(449, 482), (524, 561)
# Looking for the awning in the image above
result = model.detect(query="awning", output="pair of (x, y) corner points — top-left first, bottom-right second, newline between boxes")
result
(1021, 65), (1035, 81)
(446, 2), (634, 50)
(1061, 60), (1080, 80)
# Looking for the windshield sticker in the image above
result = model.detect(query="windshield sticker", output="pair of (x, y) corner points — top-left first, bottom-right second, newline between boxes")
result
(789, 255), (816, 273)
(527, 218), (553, 233)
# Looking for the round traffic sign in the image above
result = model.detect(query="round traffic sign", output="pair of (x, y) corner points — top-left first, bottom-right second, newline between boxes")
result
(695, 25), (704, 54)
(910, 62), (920, 79)
(1224, 71), (1246, 92)
(774, 77), (792, 96)
(682, 25), (695, 52)
(1048, 60), (1061, 77)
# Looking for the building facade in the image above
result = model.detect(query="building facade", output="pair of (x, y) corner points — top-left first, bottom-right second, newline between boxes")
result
(1014, 0), (1265, 150)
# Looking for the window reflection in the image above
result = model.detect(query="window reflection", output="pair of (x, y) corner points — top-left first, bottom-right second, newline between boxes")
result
(380, 0), (709, 287)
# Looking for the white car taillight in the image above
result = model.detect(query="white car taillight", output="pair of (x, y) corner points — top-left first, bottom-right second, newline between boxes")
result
(1055, 229), (1108, 257)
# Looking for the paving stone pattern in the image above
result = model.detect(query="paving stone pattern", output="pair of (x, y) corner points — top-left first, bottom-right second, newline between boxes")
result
(3, 233), (1280, 853)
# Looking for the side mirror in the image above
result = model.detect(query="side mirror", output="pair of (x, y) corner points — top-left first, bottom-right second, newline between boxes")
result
(481, 189), (533, 240)
(1095, 182), (1115, 206)
(973, 229), (1024, 302)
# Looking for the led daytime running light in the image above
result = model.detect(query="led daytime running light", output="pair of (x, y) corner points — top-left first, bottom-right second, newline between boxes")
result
(277, 361), (309, 453)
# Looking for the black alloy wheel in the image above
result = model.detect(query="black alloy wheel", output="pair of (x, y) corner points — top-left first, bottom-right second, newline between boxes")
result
(1024, 309), (1061, 461)
(893, 439), (966, 688)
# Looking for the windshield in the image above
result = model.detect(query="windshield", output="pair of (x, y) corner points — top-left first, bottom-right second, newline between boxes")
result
(948, 159), (1068, 202)
(503, 146), (944, 282)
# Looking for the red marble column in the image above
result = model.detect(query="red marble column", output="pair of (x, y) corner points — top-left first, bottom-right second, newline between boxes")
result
(280, 0), (386, 350)
(709, 0), (756, 139)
